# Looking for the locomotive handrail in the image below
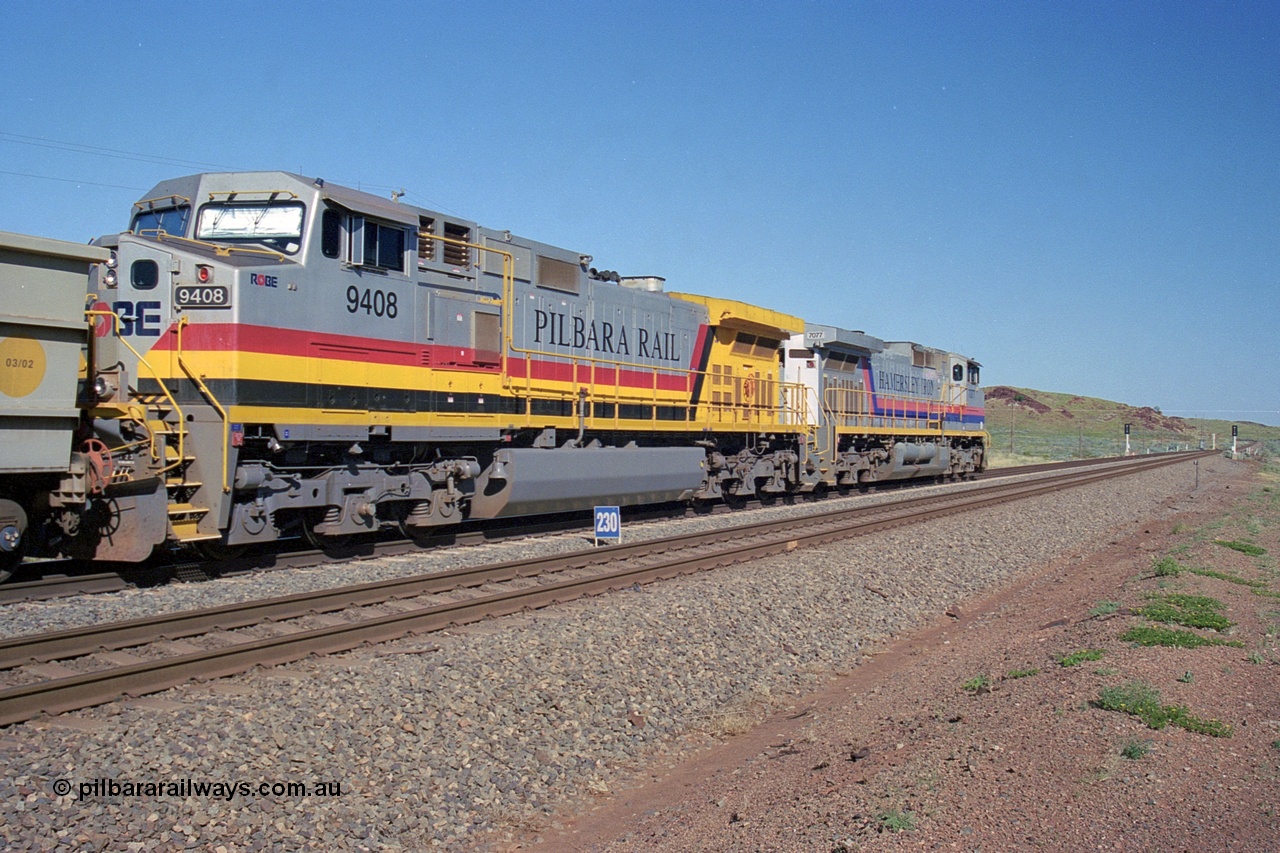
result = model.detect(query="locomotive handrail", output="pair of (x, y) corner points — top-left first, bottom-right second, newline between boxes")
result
(460, 232), (711, 413)
(417, 229), (514, 378)
(138, 230), (287, 262)
(175, 316), (231, 495)
(414, 232), (808, 433)
(410, 231), (744, 433)
(820, 387), (983, 438)
(205, 189), (299, 202)
(132, 193), (191, 212)
(85, 307), (188, 476)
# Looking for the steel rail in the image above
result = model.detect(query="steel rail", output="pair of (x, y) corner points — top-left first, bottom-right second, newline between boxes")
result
(0, 573), (128, 605)
(0, 451), (1210, 726)
(0, 452), (1181, 595)
(0, 452), (1191, 668)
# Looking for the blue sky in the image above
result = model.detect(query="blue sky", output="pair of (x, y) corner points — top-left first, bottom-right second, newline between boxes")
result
(3, 1), (1277, 424)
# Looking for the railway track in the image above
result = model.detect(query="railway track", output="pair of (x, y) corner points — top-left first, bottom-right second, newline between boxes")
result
(0, 572), (128, 605)
(0, 450), (1211, 727)
(0, 452), (1197, 604)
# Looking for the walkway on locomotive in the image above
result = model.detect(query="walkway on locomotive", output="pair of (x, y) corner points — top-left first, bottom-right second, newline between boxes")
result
(101, 172), (815, 449)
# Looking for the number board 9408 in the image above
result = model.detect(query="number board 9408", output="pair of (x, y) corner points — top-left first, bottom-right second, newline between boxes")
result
(175, 284), (231, 309)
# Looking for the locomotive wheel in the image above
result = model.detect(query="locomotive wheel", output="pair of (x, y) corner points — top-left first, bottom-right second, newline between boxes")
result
(0, 547), (22, 584)
(0, 501), (28, 582)
(397, 518), (442, 547)
(301, 509), (356, 554)
(392, 504), (431, 545)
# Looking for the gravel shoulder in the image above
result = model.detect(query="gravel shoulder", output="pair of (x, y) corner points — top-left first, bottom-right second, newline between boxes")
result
(0, 456), (1266, 851)
(537, 456), (1280, 851)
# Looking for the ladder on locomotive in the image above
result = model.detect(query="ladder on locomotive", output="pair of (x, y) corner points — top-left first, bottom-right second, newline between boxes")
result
(135, 391), (215, 541)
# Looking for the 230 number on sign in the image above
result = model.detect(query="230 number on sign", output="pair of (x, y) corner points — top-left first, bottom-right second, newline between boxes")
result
(594, 506), (621, 542)
(346, 286), (399, 319)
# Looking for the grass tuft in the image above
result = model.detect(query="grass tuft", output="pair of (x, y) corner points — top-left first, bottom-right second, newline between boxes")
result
(1096, 681), (1232, 737)
(1151, 556), (1267, 588)
(1120, 625), (1244, 649)
(1060, 649), (1106, 667)
(877, 809), (915, 832)
(1214, 539), (1267, 557)
(1120, 739), (1152, 760)
(1006, 667), (1040, 680)
(1137, 593), (1233, 631)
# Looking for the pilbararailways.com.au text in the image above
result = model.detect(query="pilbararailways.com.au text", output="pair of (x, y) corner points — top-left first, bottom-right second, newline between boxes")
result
(54, 777), (345, 801)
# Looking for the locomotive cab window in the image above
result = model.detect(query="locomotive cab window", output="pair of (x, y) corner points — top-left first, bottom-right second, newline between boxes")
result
(321, 209), (342, 258)
(968, 364), (980, 384)
(196, 201), (305, 254)
(130, 259), (159, 290)
(349, 217), (408, 273)
(131, 205), (190, 237)
(952, 364), (964, 382)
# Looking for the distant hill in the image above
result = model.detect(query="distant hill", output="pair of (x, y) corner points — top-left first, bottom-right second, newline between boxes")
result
(982, 386), (1280, 463)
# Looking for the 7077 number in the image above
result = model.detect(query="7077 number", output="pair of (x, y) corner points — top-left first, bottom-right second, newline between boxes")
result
(346, 286), (399, 318)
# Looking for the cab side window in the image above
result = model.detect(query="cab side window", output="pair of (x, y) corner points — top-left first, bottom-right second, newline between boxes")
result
(351, 217), (407, 272)
(321, 209), (342, 258)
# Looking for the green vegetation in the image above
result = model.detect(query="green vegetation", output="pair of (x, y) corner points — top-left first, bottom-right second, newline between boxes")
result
(1137, 593), (1233, 631)
(982, 385), (1280, 463)
(1150, 556), (1265, 588)
(1177, 670), (1194, 683)
(1120, 739), (1152, 760)
(961, 675), (990, 693)
(1088, 600), (1121, 617)
(1096, 682), (1232, 737)
(1059, 649), (1106, 667)
(877, 809), (916, 832)
(1006, 667), (1040, 679)
(1195, 568), (1266, 587)
(1121, 625), (1244, 649)
(1214, 539), (1267, 557)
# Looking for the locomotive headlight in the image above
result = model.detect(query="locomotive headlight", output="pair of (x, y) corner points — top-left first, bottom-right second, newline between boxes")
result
(196, 264), (213, 283)
(93, 375), (117, 401)
(103, 269), (118, 287)
(105, 250), (118, 270)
